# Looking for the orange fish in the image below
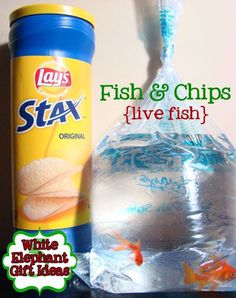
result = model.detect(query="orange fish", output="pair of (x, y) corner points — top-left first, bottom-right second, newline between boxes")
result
(183, 257), (236, 291)
(112, 232), (143, 266)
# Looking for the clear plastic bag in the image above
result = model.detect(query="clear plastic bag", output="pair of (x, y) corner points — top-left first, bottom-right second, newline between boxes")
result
(76, 0), (236, 293)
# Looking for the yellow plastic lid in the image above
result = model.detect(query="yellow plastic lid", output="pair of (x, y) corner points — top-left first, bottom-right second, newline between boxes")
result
(10, 3), (95, 27)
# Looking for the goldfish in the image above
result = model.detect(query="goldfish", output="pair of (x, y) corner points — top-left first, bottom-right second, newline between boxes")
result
(183, 257), (236, 290)
(112, 232), (143, 266)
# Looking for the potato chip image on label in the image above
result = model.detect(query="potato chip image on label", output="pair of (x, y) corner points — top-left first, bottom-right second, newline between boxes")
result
(17, 158), (81, 196)
(17, 158), (85, 221)
(23, 196), (85, 221)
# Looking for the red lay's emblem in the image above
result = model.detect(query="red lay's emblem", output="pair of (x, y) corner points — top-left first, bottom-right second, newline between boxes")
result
(34, 61), (72, 97)
(35, 67), (71, 88)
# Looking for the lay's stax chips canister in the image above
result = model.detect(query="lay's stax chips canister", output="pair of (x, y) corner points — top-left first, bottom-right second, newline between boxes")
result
(9, 4), (95, 252)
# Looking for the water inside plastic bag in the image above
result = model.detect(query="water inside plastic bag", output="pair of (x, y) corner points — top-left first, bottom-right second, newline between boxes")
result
(89, 131), (236, 292)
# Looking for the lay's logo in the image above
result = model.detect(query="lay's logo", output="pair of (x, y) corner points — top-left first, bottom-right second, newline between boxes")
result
(35, 67), (72, 88)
